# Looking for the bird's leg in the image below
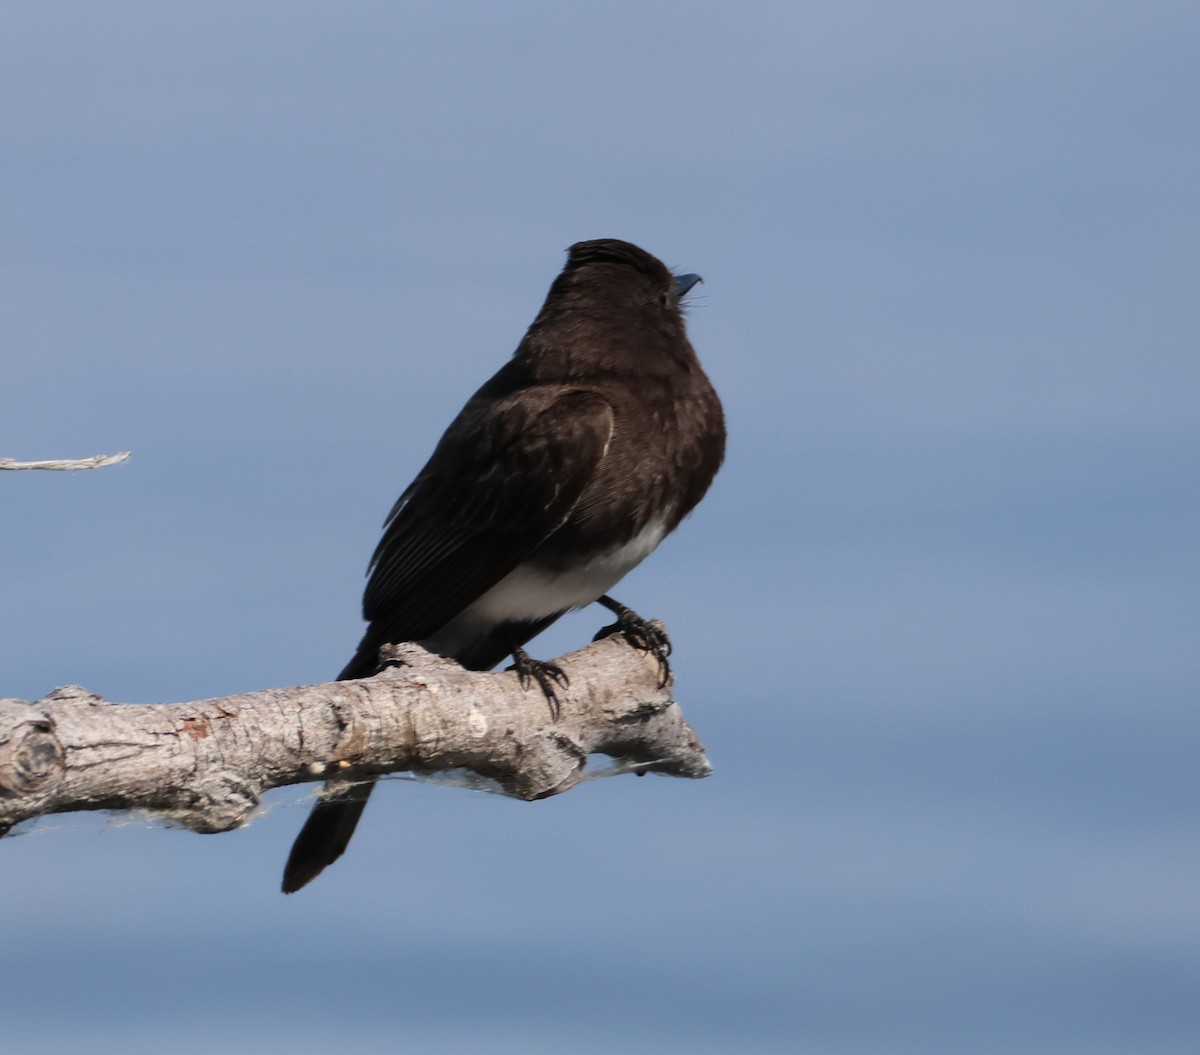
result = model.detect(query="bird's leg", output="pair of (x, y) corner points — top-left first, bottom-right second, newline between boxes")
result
(592, 595), (672, 687)
(508, 646), (569, 720)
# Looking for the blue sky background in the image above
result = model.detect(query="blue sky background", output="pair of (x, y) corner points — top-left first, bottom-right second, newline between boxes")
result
(3, 3), (1198, 1052)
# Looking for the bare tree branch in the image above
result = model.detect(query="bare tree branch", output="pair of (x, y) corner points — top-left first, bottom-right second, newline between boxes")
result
(0, 631), (710, 836)
(1, 451), (132, 471)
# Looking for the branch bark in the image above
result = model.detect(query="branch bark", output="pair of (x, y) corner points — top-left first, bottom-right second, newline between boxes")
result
(0, 631), (710, 836)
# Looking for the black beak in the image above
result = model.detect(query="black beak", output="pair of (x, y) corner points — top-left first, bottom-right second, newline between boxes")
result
(672, 273), (703, 304)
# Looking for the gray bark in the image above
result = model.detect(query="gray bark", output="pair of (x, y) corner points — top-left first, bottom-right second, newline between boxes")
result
(0, 632), (710, 836)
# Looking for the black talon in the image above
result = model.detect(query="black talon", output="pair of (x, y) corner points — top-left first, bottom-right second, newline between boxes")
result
(508, 646), (569, 719)
(593, 595), (672, 687)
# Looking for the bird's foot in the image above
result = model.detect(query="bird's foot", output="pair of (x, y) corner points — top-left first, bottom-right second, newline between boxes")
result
(593, 596), (672, 687)
(508, 647), (569, 720)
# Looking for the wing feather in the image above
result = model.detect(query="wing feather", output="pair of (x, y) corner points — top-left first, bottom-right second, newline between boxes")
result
(348, 385), (614, 666)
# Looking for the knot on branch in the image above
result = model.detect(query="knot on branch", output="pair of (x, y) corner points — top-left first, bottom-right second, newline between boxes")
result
(169, 771), (261, 834)
(0, 701), (65, 804)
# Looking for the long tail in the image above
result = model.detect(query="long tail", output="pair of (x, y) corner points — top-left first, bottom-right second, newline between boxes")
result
(281, 780), (375, 894)
(280, 644), (382, 894)
(281, 619), (556, 893)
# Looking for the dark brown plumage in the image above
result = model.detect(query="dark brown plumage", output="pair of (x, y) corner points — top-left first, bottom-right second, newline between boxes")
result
(282, 239), (724, 893)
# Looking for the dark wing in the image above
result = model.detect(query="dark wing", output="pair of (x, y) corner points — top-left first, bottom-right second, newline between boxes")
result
(343, 384), (614, 672)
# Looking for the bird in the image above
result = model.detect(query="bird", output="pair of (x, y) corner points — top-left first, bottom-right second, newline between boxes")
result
(281, 238), (725, 893)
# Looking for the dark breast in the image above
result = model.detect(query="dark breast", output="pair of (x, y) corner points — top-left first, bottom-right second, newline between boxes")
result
(535, 362), (725, 566)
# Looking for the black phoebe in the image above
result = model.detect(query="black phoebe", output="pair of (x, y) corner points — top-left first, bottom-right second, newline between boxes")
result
(282, 238), (725, 893)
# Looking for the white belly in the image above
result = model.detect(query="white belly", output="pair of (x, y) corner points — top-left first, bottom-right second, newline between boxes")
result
(475, 520), (668, 620)
(427, 517), (670, 653)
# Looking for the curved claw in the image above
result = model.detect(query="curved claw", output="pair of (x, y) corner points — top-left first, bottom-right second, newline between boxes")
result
(592, 600), (672, 688)
(508, 647), (569, 720)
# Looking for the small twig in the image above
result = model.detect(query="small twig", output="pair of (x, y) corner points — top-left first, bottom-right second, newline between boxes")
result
(0, 451), (132, 472)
